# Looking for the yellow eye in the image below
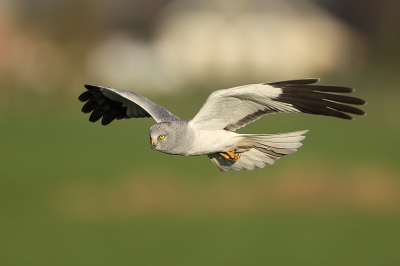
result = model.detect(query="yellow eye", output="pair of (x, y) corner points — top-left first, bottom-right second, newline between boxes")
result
(159, 135), (165, 140)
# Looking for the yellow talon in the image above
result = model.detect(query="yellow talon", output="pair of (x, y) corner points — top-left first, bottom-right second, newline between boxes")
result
(219, 151), (240, 160)
(219, 152), (230, 160)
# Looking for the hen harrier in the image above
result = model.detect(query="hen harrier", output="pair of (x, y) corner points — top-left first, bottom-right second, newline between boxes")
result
(78, 79), (366, 171)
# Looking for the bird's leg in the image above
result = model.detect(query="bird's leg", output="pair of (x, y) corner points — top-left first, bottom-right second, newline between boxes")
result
(219, 151), (240, 160)
(219, 152), (231, 160)
(227, 151), (240, 160)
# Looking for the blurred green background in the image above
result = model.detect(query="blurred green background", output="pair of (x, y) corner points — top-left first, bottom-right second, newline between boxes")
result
(1, 0), (400, 265)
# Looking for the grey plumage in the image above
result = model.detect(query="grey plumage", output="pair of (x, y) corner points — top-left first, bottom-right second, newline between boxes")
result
(149, 121), (194, 156)
(78, 79), (366, 171)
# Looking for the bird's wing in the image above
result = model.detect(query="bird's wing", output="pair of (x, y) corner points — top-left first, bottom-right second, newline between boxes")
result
(78, 85), (180, 125)
(189, 79), (366, 131)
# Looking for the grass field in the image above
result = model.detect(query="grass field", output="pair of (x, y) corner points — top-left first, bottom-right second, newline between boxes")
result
(1, 85), (400, 265)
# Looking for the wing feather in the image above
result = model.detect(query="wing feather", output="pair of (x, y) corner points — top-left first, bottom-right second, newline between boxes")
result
(79, 85), (179, 125)
(189, 79), (366, 131)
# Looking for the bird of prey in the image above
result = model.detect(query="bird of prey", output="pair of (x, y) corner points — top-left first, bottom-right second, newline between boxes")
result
(78, 79), (366, 171)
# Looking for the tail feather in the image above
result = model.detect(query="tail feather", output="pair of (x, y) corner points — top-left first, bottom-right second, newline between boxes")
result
(208, 130), (308, 171)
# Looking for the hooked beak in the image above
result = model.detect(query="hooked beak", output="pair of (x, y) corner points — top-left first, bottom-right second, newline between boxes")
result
(151, 138), (156, 149)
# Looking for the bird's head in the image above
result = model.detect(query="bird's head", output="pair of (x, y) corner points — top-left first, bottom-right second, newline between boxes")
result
(149, 122), (175, 153)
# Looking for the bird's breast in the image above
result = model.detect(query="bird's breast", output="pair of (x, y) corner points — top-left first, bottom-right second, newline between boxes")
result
(185, 129), (239, 156)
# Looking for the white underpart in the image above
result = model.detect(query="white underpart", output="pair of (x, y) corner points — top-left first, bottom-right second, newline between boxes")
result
(186, 127), (240, 156)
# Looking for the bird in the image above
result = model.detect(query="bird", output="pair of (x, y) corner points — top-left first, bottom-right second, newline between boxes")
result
(78, 79), (366, 171)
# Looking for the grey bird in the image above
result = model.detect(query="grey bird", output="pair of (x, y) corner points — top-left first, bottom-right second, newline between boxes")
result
(78, 79), (366, 171)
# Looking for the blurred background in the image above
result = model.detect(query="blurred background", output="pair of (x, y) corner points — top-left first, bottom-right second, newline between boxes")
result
(1, 0), (400, 265)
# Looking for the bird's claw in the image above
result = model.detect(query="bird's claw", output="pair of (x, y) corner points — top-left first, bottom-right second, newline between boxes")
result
(219, 151), (240, 160)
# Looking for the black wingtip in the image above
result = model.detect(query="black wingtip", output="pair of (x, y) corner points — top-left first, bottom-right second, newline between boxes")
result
(348, 97), (367, 106)
(84, 84), (101, 91)
(78, 91), (92, 102)
(266, 78), (320, 86)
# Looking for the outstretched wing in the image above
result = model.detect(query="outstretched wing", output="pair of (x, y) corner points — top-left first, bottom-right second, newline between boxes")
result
(78, 85), (180, 125)
(189, 79), (366, 131)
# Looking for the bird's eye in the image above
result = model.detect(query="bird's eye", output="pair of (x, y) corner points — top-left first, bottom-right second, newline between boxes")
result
(159, 135), (165, 140)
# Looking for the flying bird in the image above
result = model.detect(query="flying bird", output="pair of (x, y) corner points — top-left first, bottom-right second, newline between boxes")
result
(78, 79), (366, 171)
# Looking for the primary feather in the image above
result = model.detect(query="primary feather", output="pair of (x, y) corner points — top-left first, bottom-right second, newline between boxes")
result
(189, 79), (366, 131)
(79, 85), (179, 125)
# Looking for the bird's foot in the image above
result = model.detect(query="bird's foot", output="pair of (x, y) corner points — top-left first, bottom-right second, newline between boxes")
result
(219, 151), (240, 160)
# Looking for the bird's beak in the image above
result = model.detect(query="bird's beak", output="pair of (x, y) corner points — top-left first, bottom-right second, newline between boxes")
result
(151, 138), (156, 149)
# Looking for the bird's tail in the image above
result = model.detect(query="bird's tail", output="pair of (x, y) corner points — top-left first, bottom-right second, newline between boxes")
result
(208, 130), (308, 171)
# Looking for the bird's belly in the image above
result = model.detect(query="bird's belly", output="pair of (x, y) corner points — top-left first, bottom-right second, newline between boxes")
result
(185, 130), (239, 156)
